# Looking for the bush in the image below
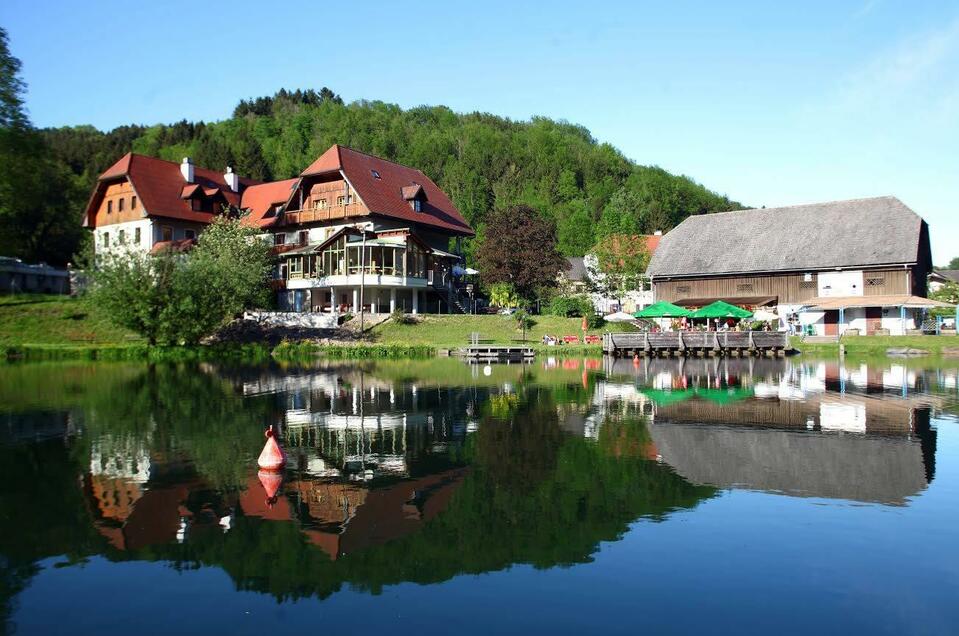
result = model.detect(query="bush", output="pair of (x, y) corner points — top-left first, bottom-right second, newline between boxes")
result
(548, 294), (604, 328)
(513, 309), (535, 330)
(88, 217), (272, 345)
(390, 309), (418, 325)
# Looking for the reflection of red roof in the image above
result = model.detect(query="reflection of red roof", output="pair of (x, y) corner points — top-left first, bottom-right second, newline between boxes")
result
(301, 145), (473, 236)
(84, 153), (260, 227)
(240, 178), (299, 228)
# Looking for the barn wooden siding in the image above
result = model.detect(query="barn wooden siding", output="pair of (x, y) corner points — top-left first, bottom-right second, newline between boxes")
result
(653, 268), (913, 305)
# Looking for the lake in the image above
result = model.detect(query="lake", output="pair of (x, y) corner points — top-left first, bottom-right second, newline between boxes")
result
(1, 356), (958, 635)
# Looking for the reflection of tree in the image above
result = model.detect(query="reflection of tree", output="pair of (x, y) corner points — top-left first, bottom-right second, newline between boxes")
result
(0, 364), (716, 609)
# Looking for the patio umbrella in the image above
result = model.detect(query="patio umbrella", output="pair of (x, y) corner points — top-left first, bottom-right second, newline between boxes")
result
(688, 300), (753, 320)
(634, 301), (691, 318)
(639, 388), (694, 406)
(753, 309), (779, 322)
(604, 311), (636, 322)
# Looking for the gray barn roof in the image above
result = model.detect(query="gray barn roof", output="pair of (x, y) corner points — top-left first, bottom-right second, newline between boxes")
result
(647, 196), (925, 278)
(565, 257), (587, 282)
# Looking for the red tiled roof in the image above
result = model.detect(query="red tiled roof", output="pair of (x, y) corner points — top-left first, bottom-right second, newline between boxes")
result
(85, 146), (473, 237)
(401, 184), (424, 200)
(149, 238), (196, 255)
(239, 178), (299, 228)
(84, 153), (260, 227)
(645, 234), (662, 253)
(301, 145), (473, 236)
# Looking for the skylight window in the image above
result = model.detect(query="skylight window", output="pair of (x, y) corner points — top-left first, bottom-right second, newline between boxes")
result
(371, 170), (381, 179)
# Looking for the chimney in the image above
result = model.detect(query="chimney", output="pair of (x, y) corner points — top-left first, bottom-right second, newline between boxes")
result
(180, 157), (195, 183)
(654, 230), (663, 236)
(224, 166), (239, 192)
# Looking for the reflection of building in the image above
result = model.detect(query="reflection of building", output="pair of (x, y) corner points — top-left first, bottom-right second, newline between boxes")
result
(650, 423), (931, 505)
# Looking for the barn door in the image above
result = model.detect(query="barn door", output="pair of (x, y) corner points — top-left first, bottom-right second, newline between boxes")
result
(865, 307), (882, 334)
(824, 310), (839, 336)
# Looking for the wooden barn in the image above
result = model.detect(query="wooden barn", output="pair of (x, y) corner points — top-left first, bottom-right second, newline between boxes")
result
(646, 196), (946, 335)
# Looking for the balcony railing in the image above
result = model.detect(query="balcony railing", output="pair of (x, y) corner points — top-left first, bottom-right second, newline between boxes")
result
(282, 202), (367, 226)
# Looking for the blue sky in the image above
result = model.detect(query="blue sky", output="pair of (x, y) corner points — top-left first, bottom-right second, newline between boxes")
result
(3, 0), (957, 263)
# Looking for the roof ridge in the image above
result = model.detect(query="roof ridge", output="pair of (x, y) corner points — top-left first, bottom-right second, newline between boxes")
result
(337, 144), (425, 173)
(685, 195), (900, 221)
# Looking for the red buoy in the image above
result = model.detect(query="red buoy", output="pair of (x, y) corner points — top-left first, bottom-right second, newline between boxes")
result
(257, 469), (283, 506)
(257, 425), (286, 471)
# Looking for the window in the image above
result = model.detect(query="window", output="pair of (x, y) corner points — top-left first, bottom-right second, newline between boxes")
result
(134, 227), (141, 244)
(298, 230), (309, 245)
(337, 195), (346, 206)
(676, 285), (690, 293)
(412, 199), (422, 212)
(866, 276), (885, 287)
(274, 233), (286, 246)
(736, 283), (753, 292)
(131, 196), (137, 210)
(161, 226), (173, 242)
(371, 169), (381, 179)
(107, 200), (113, 214)
(102, 232), (110, 247)
(118, 197), (125, 212)
(313, 198), (327, 210)
(185, 229), (196, 240)
(118, 229), (125, 243)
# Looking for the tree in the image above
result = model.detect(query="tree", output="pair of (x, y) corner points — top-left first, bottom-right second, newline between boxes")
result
(931, 281), (959, 305)
(89, 217), (272, 345)
(591, 234), (651, 308)
(943, 257), (959, 270)
(0, 27), (28, 130)
(476, 205), (567, 302)
(0, 28), (86, 265)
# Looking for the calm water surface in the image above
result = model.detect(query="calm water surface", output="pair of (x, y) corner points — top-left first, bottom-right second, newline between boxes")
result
(1, 356), (958, 635)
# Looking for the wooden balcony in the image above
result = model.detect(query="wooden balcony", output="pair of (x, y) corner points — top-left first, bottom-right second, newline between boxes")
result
(282, 202), (367, 226)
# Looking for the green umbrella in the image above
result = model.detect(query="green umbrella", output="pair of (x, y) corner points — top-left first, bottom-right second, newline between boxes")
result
(688, 300), (753, 320)
(634, 301), (691, 318)
(639, 388), (695, 406)
(694, 386), (755, 404)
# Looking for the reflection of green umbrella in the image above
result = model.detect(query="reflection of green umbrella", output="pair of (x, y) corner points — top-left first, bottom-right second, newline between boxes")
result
(639, 388), (694, 406)
(695, 386), (754, 404)
(634, 301), (691, 318)
(688, 300), (753, 319)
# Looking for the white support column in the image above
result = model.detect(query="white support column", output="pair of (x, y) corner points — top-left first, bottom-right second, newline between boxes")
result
(330, 286), (336, 313)
(370, 289), (377, 315)
(412, 290), (419, 315)
(353, 288), (359, 313)
(390, 288), (397, 313)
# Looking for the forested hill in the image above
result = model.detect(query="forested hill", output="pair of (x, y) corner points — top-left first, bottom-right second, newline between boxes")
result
(41, 88), (742, 259)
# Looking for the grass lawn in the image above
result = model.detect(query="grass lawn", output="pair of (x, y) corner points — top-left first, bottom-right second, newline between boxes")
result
(370, 313), (636, 349)
(792, 334), (959, 356)
(0, 294), (141, 346)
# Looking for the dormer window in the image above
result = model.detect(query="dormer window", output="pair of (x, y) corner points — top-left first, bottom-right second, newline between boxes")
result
(413, 199), (422, 212)
(371, 170), (381, 179)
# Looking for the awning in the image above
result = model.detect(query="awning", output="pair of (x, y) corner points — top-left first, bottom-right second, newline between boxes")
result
(804, 295), (955, 310)
(430, 247), (460, 259)
(674, 296), (777, 308)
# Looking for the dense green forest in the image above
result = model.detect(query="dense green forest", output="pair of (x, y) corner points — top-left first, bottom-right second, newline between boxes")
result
(1, 28), (742, 266)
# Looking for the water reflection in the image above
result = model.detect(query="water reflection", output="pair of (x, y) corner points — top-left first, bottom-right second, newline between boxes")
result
(0, 355), (957, 621)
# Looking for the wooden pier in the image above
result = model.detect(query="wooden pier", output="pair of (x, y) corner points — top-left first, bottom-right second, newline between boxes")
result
(461, 344), (535, 362)
(602, 331), (789, 357)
